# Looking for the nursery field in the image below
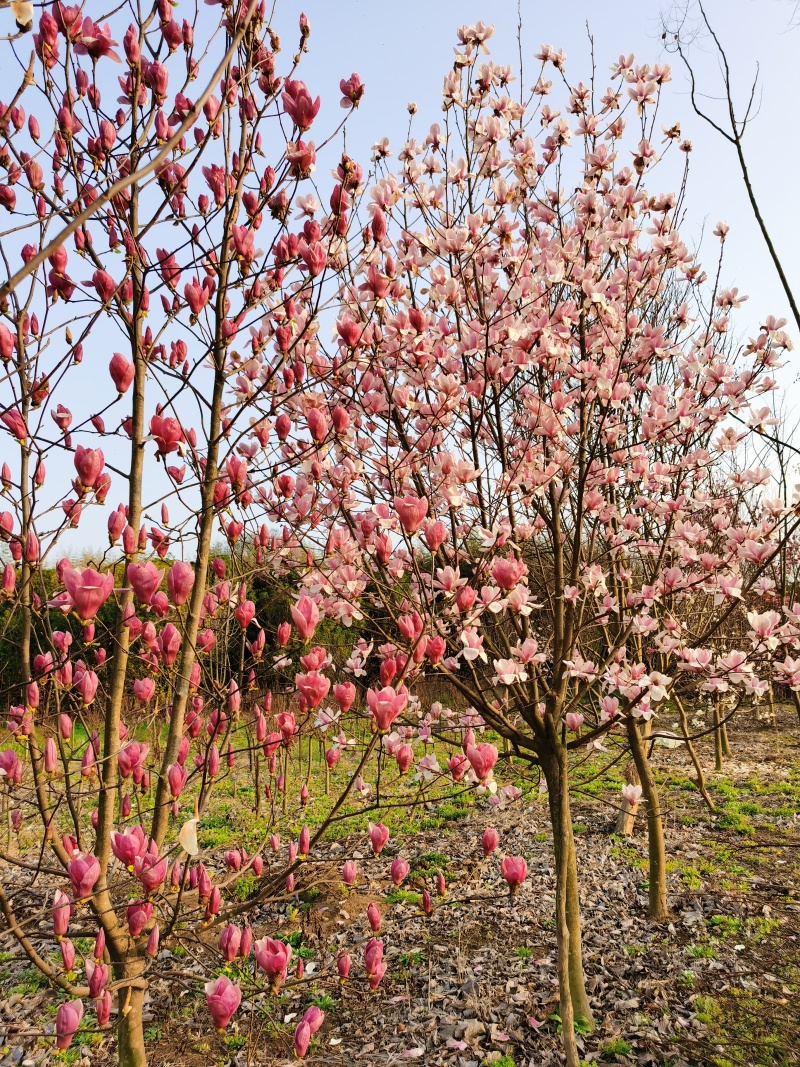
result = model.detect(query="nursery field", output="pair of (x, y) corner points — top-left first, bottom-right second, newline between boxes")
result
(2, 710), (798, 1067)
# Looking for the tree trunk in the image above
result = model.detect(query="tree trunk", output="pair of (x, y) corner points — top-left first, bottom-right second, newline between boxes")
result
(713, 700), (724, 772)
(565, 832), (593, 1027)
(615, 757), (639, 836)
(626, 718), (669, 920)
(721, 718), (732, 757)
(674, 695), (715, 813)
(117, 983), (147, 1067)
(541, 741), (594, 1060)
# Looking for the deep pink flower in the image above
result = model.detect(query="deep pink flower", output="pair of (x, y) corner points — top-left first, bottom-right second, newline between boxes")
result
(52, 890), (71, 938)
(110, 825), (147, 868)
(282, 78), (320, 130)
(366, 684), (409, 731)
(481, 827), (500, 857)
(134, 842), (167, 892)
(368, 822), (389, 855)
(290, 595), (319, 641)
(109, 352), (134, 393)
(390, 858), (409, 886)
(394, 493), (428, 533)
(294, 1020), (311, 1059)
(67, 852), (100, 898)
(63, 567), (114, 622)
(127, 561), (162, 605)
(167, 561), (194, 606)
(134, 677), (155, 703)
(254, 937), (291, 985)
(219, 923), (242, 962)
(295, 670), (330, 708)
(204, 975), (241, 1030)
(339, 73), (365, 109)
(73, 446), (104, 489)
(55, 1000), (83, 1050)
(466, 742), (498, 781)
(334, 681), (356, 712)
(126, 899), (153, 937)
(501, 855), (528, 894)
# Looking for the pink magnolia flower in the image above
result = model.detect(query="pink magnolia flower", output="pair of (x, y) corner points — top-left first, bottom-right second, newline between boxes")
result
(74, 670), (99, 705)
(254, 937), (292, 986)
(167, 762), (187, 799)
(395, 743), (414, 774)
(1, 408), (26, 441)
(342, 860), (357, 887)
(500, 856), (528, 895)
(481, 827), (500, 857)
(340, 72), (365, 108)
(157, 622), (182, 665)
(394, 493), (428, 533)
(95, 990), (112, 1027)
(622, 784), (642, 807)
(366, 684), (409, 731)
(110, 825), (147, 868)
(67, 853), (100, 898)
(109, 352), (134, 393)
(134, 842), (167, 892)
(204, 975), (241, 1030)
(369, 900), (384, 934)
(219, 924), (242, 963)
(368, 821), (389, 855)
(334, 681), (356, 712)
(127, 561), (162, 605)
(63, 567), (114, 621)
(52, 890), (71, 938)
(390, 857), (409, 885)
(302, 1005), (325, 1035)
(294, 1020), (311, 1059)
(291, 594), (320, 640)
(282, 78), (320, 130)
(295, 670), (330, 708)
(491, 555), (527, 591)
(448, 753), (469, 781)
(565, 712), (584, 732)
(466, 742), (498, 781)
(167, 561), (194, 606)
(364, 937), (386, 989)
(73, 446), (104, 489)
(126, 899), (153, 938)
(134, 677), (155, 703)
(75, 17), (120, 62)
(55, 1000), (83, 1050)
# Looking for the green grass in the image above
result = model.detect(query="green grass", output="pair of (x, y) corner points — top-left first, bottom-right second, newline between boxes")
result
(385, 889), (422, 905)
(9, 968), (48, 995)
(601, 1037), (633, 1058)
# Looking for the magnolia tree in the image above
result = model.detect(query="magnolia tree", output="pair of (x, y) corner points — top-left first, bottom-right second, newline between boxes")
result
(0, 1), (384, 1064)
(243, 25), (799, 1065)
(0, 6), (798, 1067)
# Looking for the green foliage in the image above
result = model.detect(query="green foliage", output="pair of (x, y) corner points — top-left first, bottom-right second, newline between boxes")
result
(230, 872), (259, 901)
(601, 1037), (633, 1057)
(385, 889), (422, 905)
(307, 993), (337, 1011)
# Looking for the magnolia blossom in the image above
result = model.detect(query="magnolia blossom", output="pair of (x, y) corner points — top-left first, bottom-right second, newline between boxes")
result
(493, 658), (528, 686)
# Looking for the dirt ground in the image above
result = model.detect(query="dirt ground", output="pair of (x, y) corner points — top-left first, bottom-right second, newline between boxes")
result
(1, 711), (799, 1067)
